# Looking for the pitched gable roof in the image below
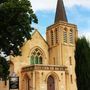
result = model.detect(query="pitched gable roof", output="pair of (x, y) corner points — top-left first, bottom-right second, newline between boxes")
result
(31, 29), (48, 45)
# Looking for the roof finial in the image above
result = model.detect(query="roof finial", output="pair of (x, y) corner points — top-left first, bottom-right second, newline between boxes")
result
(54, 0), (68, 23)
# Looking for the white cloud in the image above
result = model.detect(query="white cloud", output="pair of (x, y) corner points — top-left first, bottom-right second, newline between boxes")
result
(30, 0), (90, 41)
(30, 0), (90, 11)
(64, 0), (90, 8)
(79, 30), (90, 41)
(30, 0), (57, 11)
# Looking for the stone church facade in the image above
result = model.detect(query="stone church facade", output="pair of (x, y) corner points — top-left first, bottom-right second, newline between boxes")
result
(1, 0), (78, 90)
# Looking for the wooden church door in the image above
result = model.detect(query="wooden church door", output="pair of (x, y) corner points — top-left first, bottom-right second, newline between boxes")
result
(47, 75), (55, 90)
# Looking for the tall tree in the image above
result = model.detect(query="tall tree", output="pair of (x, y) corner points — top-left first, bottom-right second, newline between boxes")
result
(75, 37), (90, 90)
(0, 0), (38, 80)
(0, 0), (38, 56)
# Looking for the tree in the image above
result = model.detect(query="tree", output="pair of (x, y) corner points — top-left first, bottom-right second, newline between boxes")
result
(0, 56), (9, 82)
(0, 0), (38, 80)
(0, 0), (38, 56)
(75, 37), (90, 90)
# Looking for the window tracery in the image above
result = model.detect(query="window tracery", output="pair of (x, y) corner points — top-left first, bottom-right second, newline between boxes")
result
(30, 48), (43, 64)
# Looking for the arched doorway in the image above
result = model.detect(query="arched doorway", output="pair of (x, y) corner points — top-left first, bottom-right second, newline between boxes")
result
(47, 75), (55, 90)
(26, 77), (30, 90)
(24, 74), (30, 90)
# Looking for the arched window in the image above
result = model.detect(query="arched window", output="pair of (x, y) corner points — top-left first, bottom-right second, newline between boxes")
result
(35, 56), (38, 64)
(69, 29), (73, 43)
(63, 28), (67, 43)
(31, 55), (34, 64)
(51, 31), (54, 45)
(39, 56), (42, 64)
(30, 48), (43, 64)
(55, 28), (58, 44)
(69, 57), (72, 65)
(70, 75), (73, 84)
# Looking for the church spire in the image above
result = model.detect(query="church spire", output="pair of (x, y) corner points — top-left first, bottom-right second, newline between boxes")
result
(54, 0), (68, 23)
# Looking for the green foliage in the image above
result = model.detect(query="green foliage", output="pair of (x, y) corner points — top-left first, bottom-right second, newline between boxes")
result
(0, 56), (10, 80)
(0, 0), (38, 56)
(75, 37), (90, 90)
(0, 0), (38, 80)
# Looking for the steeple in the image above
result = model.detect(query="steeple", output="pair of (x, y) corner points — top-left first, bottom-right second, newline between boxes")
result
(54, 0), (68, 23)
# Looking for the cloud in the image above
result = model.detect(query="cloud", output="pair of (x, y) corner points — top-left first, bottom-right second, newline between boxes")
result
(30, 0), (90, 41)
(64, 0), (90, 8)
(79, 30), (90, 41)
(30, 0), (57, 11)
(30, 0), (90, 11)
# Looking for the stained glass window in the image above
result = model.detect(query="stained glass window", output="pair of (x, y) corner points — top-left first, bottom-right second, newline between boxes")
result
(30, 48), (43, 64)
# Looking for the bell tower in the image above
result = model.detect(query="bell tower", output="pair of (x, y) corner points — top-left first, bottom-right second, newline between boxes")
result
(46, 0), (78, 89)
(46, 0), (78, 65)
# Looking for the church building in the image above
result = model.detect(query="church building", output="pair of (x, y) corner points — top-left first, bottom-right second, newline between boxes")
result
(9, 0), (78, 90)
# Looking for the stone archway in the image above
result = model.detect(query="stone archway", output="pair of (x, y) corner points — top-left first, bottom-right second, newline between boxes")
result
(47, 75), (55, 90)
(25, 76), (30, 90)
(22, 74), (31, 90)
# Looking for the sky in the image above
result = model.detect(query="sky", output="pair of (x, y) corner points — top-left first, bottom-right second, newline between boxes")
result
(30, 0), (90, 40)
